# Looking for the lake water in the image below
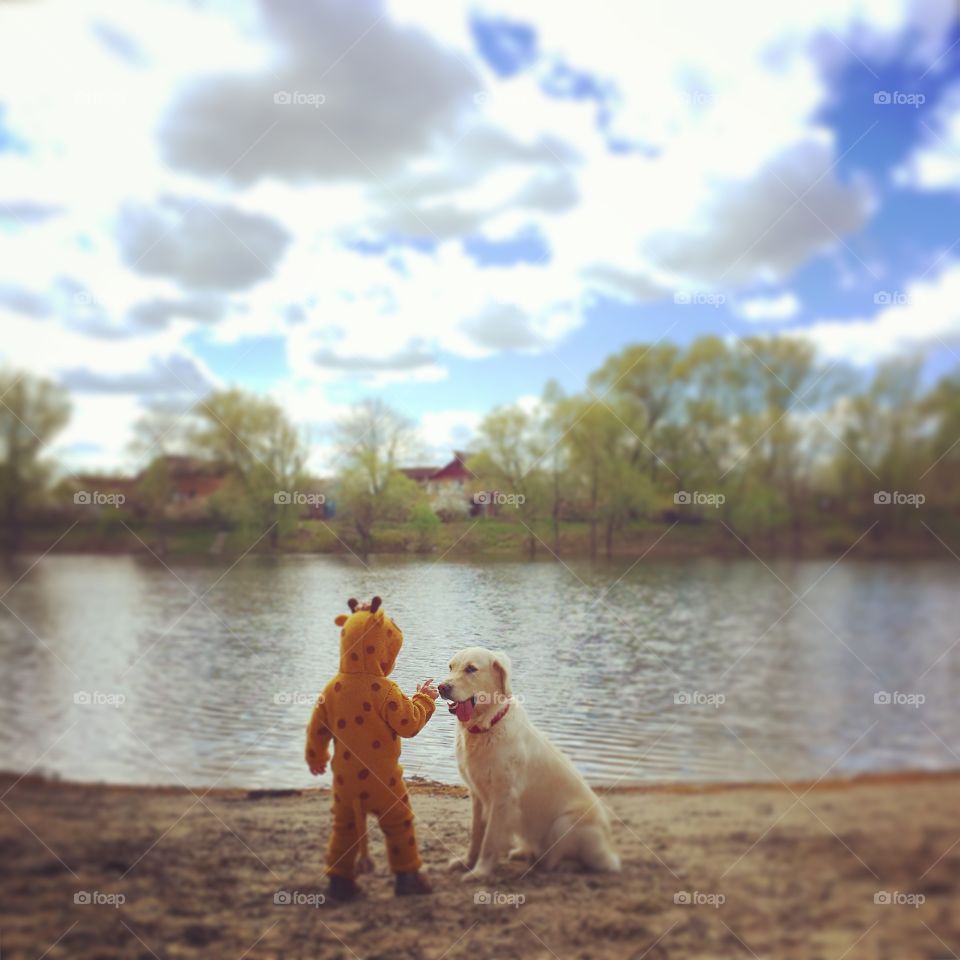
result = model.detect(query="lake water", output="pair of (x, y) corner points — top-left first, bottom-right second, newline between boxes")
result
(0, 554), (957, 789)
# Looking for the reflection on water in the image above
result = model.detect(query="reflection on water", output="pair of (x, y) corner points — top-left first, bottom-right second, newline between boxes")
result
(0, 554), (957, 788)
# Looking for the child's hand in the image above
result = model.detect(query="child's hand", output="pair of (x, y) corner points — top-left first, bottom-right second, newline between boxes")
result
(308, 752), (329, 776)
(416, 678), (439, 701)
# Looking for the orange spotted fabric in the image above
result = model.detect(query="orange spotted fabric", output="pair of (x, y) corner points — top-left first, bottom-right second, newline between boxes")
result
(306, 602), (436, 878)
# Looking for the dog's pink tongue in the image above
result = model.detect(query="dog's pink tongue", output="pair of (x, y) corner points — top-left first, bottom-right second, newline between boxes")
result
(455, 700), (474, 723)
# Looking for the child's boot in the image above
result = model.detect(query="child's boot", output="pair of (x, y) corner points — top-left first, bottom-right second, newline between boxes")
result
(327, 875), (362, 902)
(395, 871), (433, 896)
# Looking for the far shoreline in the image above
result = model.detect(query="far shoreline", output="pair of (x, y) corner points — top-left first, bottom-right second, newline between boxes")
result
(8, 514), (953, 564)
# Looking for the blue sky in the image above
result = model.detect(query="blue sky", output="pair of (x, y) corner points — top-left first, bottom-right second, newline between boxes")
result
(1, 0), (959, 470)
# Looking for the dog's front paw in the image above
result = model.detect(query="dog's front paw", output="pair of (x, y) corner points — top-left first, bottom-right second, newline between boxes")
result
(447, 855), (471, 872)
(462, 866), (493, 884)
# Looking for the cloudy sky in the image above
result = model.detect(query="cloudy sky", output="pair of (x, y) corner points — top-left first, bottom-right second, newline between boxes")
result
(1, 0), (959, 472)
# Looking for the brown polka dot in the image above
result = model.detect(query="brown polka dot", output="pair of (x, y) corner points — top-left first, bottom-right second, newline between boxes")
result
(308, 748), (315, 757)
(350, 652), (359, 661)
(342, 751), (351, 761)
(391, 731), (397, 741)
(336, 718), (346, 729)
(315, 727), (325, 736)
(388, 701), (399, 712)
(371, 682), (381, 691)
(392, 845), (399, 855)
(389, 777), (397, 786)
(372, 808), (380, 816)
(404, 819), (412, 828)
(358, 769), (369, 780)
(366, 645), (375, 654)
(354, 716), (364, 725)
(359, 791), (369, 800)
(371, 740), (381, 749)
(336, 775), (344, 785)
(334, 682), (341, 692)
(400, 718), (409, 726)
(362, 701), (372, 712)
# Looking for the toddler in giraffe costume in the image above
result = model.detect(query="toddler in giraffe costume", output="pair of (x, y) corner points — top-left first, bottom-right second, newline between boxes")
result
(306, 596), (438, 899)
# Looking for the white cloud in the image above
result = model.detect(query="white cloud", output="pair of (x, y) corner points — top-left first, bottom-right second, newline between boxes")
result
(0, 0), (954, 470)
(735, 292), (802, 323)
(896, 83), (960, 191)
(798, 262), (960, 365)
(418, 409), (483, 461)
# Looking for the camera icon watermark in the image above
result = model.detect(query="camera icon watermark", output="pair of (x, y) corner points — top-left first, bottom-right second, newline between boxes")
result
(274, 491), (326, 506)
(473, 491), (525, 508)
(874, 890), (924, 908)
(873, 290), (911, 306)
(874, 691), (925, 708)
(674, 890), (724, 908)
(873, 90), (925, 108)
(273, 90), (325, 107)
(274, 889), (325, 907)
(678, 90), (719, 107)
(674, 490), (725, 508)
(474, 889), (525, 908)
(873, 491), (924, 508)
(74, 691), (126, 708)
(274, 691), (322, 707)
(74, 490), (125, 508)
(74, 890), (125, 908)
(474, 691), (524, 706)
(673, 690), (726, 708)
(674, 291), (726, 307)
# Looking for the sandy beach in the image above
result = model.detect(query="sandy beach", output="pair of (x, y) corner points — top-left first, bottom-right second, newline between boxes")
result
(1, 770), (958, 959)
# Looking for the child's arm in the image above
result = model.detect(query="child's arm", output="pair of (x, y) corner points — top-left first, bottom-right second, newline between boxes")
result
(305, 695), (332, 774)
(380, 678), (438, 738)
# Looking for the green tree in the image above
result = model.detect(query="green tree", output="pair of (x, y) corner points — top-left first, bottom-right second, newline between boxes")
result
(410, 502), (441, 552)
(470, 404), (550, 557)
(333, 398), (422, 554)
(130, 405), (186, 555)
(0, 370), (71, 553)
(924, 370), (960, 514)
(834, 358), (926, 537)
(189, 388), (308, 548)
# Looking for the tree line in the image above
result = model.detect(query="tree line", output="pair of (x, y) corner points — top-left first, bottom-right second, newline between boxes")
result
(1, 334), (958, 557)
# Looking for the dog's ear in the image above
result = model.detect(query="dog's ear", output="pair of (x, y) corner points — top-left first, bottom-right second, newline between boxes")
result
(491, 650), (512, 698)
(335, 614), (348, 626)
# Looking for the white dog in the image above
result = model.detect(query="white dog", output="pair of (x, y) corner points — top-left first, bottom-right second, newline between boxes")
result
(439, 646), (620, 882)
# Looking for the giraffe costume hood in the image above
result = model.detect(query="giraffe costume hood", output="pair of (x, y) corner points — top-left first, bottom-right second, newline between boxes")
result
(306, 597), (436, 880)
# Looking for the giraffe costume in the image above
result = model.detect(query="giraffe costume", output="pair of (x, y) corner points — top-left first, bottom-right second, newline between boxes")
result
(305, 596), (436, 894)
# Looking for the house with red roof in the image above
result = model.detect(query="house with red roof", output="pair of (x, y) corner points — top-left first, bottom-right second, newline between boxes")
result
(400, 451), (485, 518)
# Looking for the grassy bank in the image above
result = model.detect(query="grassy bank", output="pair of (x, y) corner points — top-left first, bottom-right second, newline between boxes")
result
(16, 514), (959, 562)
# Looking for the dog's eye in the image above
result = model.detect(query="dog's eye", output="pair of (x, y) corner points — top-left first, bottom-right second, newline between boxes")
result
(465, 665), (477, 674)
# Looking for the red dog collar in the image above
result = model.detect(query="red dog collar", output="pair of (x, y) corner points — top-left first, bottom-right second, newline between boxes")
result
(468, 703), (510, 735)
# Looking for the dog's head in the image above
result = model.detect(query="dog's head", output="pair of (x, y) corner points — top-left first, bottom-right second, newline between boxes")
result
(439, 646), (512, 724)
